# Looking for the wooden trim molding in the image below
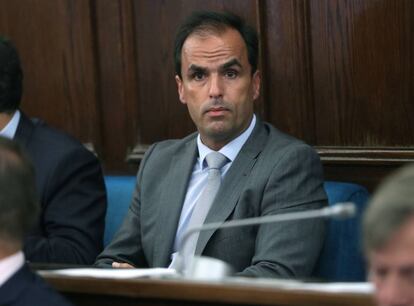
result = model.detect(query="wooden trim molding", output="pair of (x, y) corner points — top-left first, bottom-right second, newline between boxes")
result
(125, 144), (414, 191)
(126, 144), (150, 164)
(127, 145), (414, 166)
(315, 147), (414, 165)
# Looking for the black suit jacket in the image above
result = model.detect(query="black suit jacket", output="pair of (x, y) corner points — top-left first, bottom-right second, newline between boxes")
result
(0, 264), (73, 306)
(15, 112), (107, 264)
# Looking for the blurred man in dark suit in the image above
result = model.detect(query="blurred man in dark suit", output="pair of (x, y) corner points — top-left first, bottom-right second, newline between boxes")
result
(364, 164), (414, 306)
(0, 136), (72, 306)
(0, 36), (107, 264)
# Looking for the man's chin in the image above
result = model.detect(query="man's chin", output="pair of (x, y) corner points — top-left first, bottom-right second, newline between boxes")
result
(204, 123), (230, 137)
(204, 126), (236, 143)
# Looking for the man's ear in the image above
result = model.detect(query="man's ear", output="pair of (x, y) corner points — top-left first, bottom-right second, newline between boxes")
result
(175, 75), (186, 104)
(252, 70), (261, 100)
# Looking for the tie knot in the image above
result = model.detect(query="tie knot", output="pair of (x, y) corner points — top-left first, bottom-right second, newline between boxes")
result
(205, 152), (228, 170)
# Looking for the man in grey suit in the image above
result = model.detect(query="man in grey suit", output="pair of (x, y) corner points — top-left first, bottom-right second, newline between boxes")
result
(95, 11), (327, 278)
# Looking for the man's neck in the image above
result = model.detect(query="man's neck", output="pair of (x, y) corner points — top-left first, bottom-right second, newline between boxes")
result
(0, 241), (20, 260)
(0, 112), (14, 130)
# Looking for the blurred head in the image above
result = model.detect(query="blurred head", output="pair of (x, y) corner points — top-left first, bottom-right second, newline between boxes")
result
(174, 11), (260, 150)
(0, 136), (38, 255)
(0, 36), (23, 113)
(363, 164), (414, 306)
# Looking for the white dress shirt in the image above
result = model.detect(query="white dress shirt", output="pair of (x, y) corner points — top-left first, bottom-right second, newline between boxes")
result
(170, 115), (257, 262)
(0, 110), (21, 139)
(0, 251), (25, 287)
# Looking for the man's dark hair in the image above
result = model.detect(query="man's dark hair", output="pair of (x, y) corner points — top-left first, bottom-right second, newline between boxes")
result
(0, 136), (38, 244)
(0, 36), (23, 113)
(174, 11), (259, 78)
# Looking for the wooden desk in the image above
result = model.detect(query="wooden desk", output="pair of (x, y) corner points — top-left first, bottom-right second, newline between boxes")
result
(41, 273), (376, 306)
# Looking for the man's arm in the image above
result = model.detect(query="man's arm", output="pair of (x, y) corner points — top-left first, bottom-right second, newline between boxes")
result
(94, 185), (147, 268)
(24, 147), (107, 264)
(238, 144), (327, 278)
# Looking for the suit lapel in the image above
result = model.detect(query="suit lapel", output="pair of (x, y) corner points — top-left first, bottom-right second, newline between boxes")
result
(13, 111), (35, 148)
(0, 264), (32, 305)
(153, 138), (197, 266)
(195, 120), (268, 255)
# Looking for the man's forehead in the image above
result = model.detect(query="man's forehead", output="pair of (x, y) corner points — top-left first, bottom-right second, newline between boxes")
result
(182, 29), (246, 56)
(370, 219), (414, 265)
(181, 32), (248, 71)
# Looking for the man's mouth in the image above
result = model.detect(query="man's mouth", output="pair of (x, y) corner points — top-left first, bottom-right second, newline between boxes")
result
(206, 107), (228, 116)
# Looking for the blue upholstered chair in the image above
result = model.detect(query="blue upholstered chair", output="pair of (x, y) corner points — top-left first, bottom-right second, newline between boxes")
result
(312, 181), (370, 282)
(104, 176), (370, 281)
(103, 175), (136, 247)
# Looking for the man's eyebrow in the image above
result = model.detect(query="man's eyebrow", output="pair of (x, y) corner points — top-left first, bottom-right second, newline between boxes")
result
(188, 64), (206, 72)
(186, 59), (242, 74)
(220, 59), (242, 70)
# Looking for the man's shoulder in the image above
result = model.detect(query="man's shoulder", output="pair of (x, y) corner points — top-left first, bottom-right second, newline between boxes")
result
(30, 119), (86, 150)
(17, 115), (96, 161)
(0, 265), (73, 306)
(250, 120), (321, 170)
(259, 120), (312, 153)
(150, 132), (197, 155)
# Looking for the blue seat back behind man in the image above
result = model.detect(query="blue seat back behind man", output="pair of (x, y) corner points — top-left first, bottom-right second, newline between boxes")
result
(103, 176), (369, 281)
(312, 181), (370, 282)
(103, 175), (136, 246)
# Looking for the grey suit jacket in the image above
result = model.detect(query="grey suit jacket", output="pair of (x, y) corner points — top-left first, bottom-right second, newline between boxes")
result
(96, 118), (327, 278)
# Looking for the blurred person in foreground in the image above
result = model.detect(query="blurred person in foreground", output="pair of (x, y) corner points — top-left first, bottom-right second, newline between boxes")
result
(364, 164), (414, 306)
(0, 136), (72, 306)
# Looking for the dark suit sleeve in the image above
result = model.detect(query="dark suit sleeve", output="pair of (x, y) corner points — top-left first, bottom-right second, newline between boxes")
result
(23, 147), (107, 264)
(237, 144), (327, 278)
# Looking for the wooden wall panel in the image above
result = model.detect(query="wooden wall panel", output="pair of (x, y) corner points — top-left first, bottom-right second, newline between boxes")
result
(1, 0), (413, 189)
(261, 0), (316, 144)
(0, 0), (101, 150)
(94, 0), (139, 172)
(310, 0), (414, 146)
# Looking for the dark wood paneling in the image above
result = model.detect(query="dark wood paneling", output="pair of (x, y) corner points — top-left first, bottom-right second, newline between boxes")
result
(310, 0), (414, 146)
(1, 0), (413, 188)
(94, 0), (139, 172)
(262, 0), (316, 144)
(316, 147), (414, 191)
(0, 0), (101, 150)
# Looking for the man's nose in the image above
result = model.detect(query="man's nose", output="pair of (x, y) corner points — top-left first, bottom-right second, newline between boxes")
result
(376, 276), (411, 306)
(208, 74), (223, 99)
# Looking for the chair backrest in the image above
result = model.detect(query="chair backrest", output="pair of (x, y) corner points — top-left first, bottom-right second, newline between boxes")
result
(103, 175), (136, 247)
(312, 181), (370, 282)
(103, 176), (370, 280)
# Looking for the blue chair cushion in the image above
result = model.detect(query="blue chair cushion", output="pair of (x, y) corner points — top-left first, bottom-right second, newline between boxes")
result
(103, 177), (370, 281)
(312, 181), (370, 282)
(103, 175), (136, 247)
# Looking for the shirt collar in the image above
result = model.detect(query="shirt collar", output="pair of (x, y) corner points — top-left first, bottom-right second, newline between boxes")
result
(197, 114), (257, 169)
(0, 110), (21, 139)
(0, 251), (25, 287)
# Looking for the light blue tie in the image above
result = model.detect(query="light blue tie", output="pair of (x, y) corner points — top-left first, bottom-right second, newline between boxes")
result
(182, 151), (229, 267)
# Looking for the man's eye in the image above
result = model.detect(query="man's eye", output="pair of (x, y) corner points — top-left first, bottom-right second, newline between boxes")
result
(372, 267), (388, 279)
(224, 70), (238, 79)
(192, 72), (205, 81)
(400, 267), (414, 283)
